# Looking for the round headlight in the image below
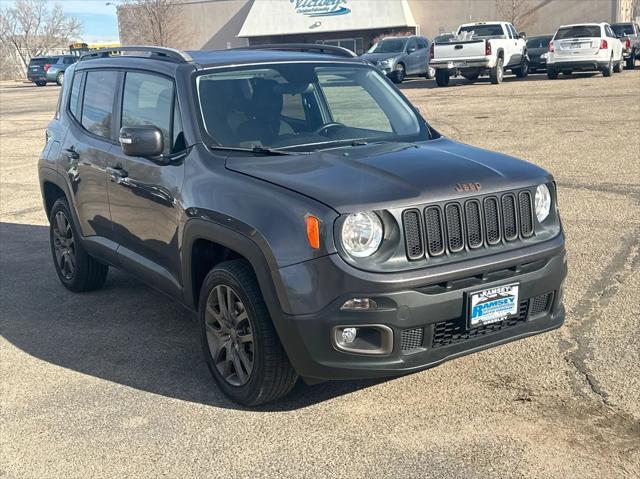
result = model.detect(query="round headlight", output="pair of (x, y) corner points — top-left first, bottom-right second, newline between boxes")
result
(341, 212), (383, 258)
(535, 184), (551, 222)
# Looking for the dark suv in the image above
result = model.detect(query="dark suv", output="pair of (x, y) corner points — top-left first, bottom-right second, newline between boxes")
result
(39, 46), (567, 405)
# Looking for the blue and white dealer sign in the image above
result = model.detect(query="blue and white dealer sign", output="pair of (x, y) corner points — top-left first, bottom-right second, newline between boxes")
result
(290, 0), (351, 17)
(469, 283), (520, 327)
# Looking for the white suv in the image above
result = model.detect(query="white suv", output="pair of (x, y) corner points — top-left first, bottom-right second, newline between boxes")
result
(547, 23), (624, 78)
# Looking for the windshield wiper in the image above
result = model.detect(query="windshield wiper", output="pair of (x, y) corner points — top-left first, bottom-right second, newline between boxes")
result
(210, 145), (302, 156)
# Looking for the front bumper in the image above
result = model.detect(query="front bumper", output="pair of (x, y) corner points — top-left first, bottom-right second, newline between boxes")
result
(276, 236), (567, 380)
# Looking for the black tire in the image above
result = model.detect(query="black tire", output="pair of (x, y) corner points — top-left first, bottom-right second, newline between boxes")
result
(435, 69), (450, 87)
(490, 56), (504, 84)
(547, 68), (559, 80)
(56, 71), (64, 86)
(614, 59), (623, 73)
(49, 198), (108, 292)
(514, 56), (529, 78)
(35, 81), (46, 87)
(200, 259), (297, 406)
(462, 72), (479, 83)
(392, 63), (405, 83)
(602, 55), (613, 77)
(625, 51), (636, 69)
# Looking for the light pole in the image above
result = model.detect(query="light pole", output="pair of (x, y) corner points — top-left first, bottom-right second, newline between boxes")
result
(105, 2), (122, 44)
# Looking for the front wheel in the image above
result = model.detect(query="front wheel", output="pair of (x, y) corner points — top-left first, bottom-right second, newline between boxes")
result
(425, 66), (435, 79)
(547, 68), (559, 79)
(200, 259), (298, 406)
(49, 198), (108, 292)
(625, 51), (636, 69)
(614, 59), (624, 73)
(490, 57), (504, 84)
(602, 56), (613, 77)
(435, 69), (450, 87)
(514, 57), (529, 78)
(392, 63), (405, 83)
(56, 71), (64, 86)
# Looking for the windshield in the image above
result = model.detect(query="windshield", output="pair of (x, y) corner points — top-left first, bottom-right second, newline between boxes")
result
(196, 63), (425, 151)
(527, 36), (552, 48)
(367, 38), (407, 54)
(611, 24), (634, 35)
(458, 24), (505, 38)
(555, 26), (601, 39)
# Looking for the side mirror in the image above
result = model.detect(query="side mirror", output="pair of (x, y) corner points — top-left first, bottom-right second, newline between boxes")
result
(119, 125), (164, 158)
(519, 32), (526, 39)
(407, 46), (417, 53)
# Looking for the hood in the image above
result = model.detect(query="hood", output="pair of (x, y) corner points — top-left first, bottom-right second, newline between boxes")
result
(361, 52), (401, 63)
(225, 138), (551, 213)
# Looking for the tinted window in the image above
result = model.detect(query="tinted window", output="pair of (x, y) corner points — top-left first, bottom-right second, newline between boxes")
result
(611, 24), (634, 35)
(122, 72), (173, 154)
(407, 39), (417, 51)
(417, 38), (429, 49)
(29, 58), (53, 66)
(69, 71), (83, 120)
(458, 24), (506, 38)
(172, 100), (185, 153)
(282, 93), (306, 120)
(555, 26), (601, 39)
(368, 38), (407, 53)
(81, 70), (118, 139)
(527, 36), (552, 48)
(63, 57), (76, 65)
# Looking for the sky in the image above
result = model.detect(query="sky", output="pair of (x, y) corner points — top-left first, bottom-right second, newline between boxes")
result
(5, 0), (120, 43)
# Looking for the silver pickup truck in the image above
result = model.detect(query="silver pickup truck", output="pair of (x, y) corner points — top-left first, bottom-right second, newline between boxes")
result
(611, 22), (640, 69)
(429, 21), (529, 86)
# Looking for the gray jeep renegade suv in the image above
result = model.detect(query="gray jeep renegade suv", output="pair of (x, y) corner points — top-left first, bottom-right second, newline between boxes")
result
(39, 46), (567, 405)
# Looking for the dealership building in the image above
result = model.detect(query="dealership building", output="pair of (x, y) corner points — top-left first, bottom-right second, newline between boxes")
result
(119, 0), (637, 54)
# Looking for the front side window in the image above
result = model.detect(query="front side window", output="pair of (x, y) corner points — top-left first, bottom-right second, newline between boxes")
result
(368, 38), (407, 54)
(196, 63), (424, 151)
(121, 72), (174, 154)
(81, 70), (118, 139)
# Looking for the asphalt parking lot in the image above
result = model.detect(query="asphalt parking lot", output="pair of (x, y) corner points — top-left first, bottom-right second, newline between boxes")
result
(1, 70), (639, 478)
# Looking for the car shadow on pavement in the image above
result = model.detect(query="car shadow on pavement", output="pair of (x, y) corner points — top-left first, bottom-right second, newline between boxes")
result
(397, 72), (598, 90)
(0, 222), (387, 411)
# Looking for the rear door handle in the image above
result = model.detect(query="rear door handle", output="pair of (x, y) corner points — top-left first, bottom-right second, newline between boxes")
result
(64, 147), (79, 160)
(106, 165), (128, 183)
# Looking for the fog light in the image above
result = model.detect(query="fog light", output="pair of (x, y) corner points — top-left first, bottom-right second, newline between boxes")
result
(341, 327), (357, 344)
(341, 298), (377, 311)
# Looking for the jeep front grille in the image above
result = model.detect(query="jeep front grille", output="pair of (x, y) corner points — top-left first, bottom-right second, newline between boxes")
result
(402, 189), (536, 261)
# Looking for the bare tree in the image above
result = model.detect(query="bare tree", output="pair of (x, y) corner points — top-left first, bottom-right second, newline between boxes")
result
(118, 0), (183, 47)
(0, 0), (81, 77)
(495, 0), (528, 28)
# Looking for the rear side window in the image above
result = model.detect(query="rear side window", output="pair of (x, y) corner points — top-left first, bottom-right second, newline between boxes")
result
(121, 72), (174, 154)
(81, 70), (119, 139)
(63, 57), (76, 65)
(69, 71), (83, 120)
(555, 26), (601, 39)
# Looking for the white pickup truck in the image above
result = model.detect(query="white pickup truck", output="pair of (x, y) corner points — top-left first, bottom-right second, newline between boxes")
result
(429, 22), (529, 86)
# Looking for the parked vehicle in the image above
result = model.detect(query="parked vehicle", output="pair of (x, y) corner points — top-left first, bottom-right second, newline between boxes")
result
(433, 33), (455, 44)
(429, 22), (529, 86)
(611, 22), (640, 69)
(547, 23), (624, 79)
(526, 35), (553, 72)
(27, 55), (78, 86)
(40, 45), (566, 405)
(361, 35), (432, 83)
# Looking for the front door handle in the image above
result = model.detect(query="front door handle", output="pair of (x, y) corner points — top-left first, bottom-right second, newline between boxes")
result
(64, 147), (79, 160)
(107, 165), (128, 183)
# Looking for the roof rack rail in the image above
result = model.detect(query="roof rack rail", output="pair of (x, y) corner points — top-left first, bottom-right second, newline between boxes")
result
(236, 43), (358, 58)
(79, 46), (193, 63)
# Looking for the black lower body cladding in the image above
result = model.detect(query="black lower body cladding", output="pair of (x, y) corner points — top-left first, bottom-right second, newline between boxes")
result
(273, 235), (567, 380)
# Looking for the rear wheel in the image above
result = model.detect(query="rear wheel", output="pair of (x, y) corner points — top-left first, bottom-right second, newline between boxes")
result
(547, 68), (558, 80)
(614, 58), (624, 73)
(490, 57), (504, 84)
(625, 50), (636, 69)
(602, 55), (613, 77)
(200, 260), (298, 406)
(435, 69), (450, 87)
(49, 198), (108, 292)
(392, 63), (405, 83)
(513, 56), (529, 78)
(56, 71), (64, 86)
(35, 80), (46, 87)
(425, 66), (435, 79)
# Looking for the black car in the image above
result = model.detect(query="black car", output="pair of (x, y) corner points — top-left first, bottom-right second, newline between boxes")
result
(526, 35), (553, 72)
(39, 46), (567, 405)
(27, 55), (78, 86)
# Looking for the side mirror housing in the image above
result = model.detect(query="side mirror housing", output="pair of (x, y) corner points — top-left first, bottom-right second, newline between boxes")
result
(119, 125), (164, 158)
(519, 32), (526, 39)
(407, 46), (417, 53)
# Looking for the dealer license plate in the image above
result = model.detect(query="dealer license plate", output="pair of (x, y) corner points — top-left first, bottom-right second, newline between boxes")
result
(468, 283), (519, 328)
